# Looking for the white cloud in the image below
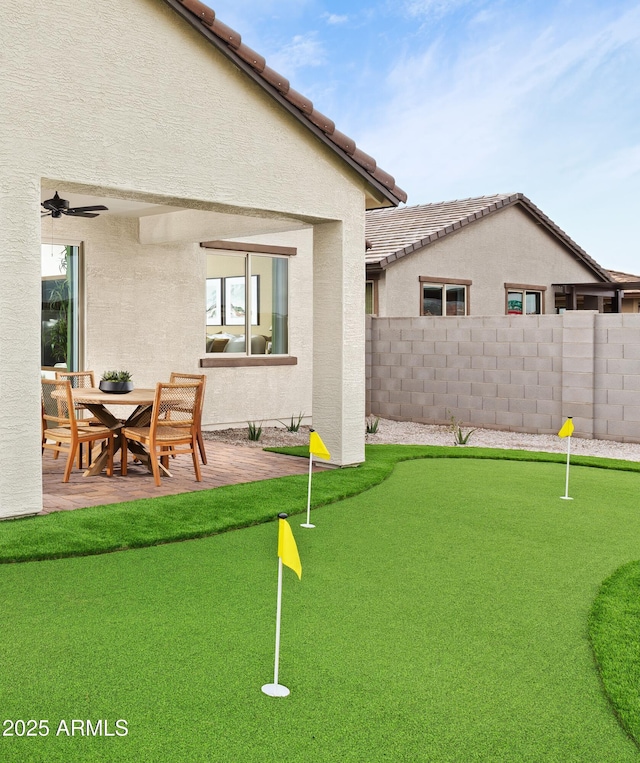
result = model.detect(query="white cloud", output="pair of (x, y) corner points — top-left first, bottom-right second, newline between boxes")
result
(324, 13), (349, 25)
(404, 0), (479, 19)
(268, 33), (327, 76)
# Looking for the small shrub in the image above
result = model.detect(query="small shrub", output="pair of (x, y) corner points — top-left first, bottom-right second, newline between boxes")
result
(366, 416), (380, 434)
(278, 412), (305, 432)
(447, 411), (476, 445)
(247, 421), (263, 441)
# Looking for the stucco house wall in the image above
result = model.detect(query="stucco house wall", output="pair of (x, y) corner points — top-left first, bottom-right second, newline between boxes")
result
(377, 206), (599, 317)
(1, 0), (400, 517)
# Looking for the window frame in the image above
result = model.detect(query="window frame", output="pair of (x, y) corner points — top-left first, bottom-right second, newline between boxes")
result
(419, 276), (471, 317)
(200, 241), (297, 368)
(504, 283), (546, 315)
(41, 241), (84, 373)
(365, 279), (378, 315)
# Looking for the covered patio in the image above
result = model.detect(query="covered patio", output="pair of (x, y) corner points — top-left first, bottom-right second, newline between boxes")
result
(2, 0), (405, 519)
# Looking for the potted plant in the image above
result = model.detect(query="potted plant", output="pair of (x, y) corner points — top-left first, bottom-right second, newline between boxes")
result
(99, 370), (134, 394)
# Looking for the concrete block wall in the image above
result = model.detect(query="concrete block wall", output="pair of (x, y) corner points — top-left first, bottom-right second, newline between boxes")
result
(594, 314), (640, 441)
(366, 312), (640, 442)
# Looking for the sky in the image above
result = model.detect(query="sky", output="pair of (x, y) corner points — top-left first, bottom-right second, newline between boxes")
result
(209, 0), (640, 275)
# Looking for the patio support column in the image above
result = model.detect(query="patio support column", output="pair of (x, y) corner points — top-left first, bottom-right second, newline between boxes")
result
(0, 180), (43, 517)
(312, 218), (365, 466)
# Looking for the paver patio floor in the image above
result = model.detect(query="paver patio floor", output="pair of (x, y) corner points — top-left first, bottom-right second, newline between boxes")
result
(42, 443), (311, 514)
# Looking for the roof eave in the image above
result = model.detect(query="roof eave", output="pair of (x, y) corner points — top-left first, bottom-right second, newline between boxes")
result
(161, 0), (406, 207)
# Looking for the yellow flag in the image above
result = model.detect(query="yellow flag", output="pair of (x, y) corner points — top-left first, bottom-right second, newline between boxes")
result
(309, 429), (330, 460)
(278, 518), (302, 579)
(558, 418), (574, 438)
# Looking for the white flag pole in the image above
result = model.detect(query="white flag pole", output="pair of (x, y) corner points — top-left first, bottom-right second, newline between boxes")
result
(301, 452), (315, 528)
(262, 556), (290, 697)
(561, 435), (573, 500)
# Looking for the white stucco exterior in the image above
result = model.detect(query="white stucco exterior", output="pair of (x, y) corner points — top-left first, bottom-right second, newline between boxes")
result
(376, 206), (600, 317)
(1, 0), (393, 517)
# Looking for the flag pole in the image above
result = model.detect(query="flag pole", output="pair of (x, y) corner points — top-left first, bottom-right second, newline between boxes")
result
(262, 514), (291, 697)
(561, 434), (573, 500)
(301, 454), (315, 528)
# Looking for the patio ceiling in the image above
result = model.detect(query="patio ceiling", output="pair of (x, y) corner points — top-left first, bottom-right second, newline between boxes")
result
(40, 185), (310, 241)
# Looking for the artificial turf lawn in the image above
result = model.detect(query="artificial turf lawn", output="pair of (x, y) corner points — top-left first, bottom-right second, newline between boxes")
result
(590, 560), (640, 746)
(3, 445), (640, 563)
(1, 457), (640, 761)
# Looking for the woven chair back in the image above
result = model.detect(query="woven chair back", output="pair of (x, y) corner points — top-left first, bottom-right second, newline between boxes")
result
(169, 373), (205, 414)
(41, 379), (77, 434)
(55, 371), (96, 389)
(152, 382), (201, 435)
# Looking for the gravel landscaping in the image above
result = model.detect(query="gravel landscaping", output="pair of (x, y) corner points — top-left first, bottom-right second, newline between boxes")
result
(204, 418), (640, 462)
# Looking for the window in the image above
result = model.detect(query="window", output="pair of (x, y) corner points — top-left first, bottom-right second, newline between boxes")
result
(505, 284), (545, 315)
(419, 278), (470, 316)
(365, 280), (376, 315)
(41, 244), (80, 371)
(205, 250), (289, 355)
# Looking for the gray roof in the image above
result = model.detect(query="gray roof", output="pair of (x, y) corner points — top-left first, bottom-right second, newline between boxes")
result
(365, 192), (609, 280)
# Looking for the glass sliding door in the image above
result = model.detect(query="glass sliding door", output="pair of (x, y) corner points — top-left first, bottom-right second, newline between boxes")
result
(41, 244), (80, 372)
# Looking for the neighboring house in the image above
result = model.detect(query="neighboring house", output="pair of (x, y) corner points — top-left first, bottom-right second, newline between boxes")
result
(365, 193), (613, 317)
(1, 0), (406, 518)
(607, 271), (640, 313)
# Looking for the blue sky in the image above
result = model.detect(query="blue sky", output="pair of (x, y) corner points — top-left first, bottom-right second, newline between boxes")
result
(211, 0), (640, 274)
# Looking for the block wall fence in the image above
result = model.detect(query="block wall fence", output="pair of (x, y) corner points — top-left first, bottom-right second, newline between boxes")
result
(366, 312), (640, 442)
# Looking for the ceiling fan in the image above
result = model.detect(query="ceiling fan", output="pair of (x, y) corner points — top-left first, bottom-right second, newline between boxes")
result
(41, 192), (108, 219)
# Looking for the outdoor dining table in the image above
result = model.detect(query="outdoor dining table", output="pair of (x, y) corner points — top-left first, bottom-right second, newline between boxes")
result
(68, 387), (166, 477)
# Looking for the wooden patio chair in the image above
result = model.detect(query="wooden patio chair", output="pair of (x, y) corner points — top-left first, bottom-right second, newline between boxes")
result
(41, 379), (115, 483)
(55, 371), (103, 423)
(54, 370), (100, 466)
(169, 372), (207, 464)
(121, 382), (202, 487)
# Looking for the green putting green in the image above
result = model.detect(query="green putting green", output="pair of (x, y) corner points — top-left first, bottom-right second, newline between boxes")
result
(590, 560), (640, 747)
(1, 457), (640, 761)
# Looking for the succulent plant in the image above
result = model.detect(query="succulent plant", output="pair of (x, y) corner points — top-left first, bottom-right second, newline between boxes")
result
(101, 370), (132, 382)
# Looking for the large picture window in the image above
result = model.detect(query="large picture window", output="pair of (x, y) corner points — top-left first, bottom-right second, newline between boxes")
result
(419, 277), (470, 316)
(205, 250), (288, 355)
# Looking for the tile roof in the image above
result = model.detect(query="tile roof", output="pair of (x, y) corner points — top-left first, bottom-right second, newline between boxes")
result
(365, 192), (609, 280)
(162, 0), (407, 206)
(606, 269), (640, 296)
(607, 269), (640, 283)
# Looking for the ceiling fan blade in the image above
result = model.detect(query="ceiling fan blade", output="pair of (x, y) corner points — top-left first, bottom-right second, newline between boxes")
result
(64, 211), (100, 218)
(41, 212), (52, 217)
(67, 205), (108, 214)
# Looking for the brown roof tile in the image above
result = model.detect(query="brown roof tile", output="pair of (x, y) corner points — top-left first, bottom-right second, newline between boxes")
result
(210, 18), (241, 48)
(260, 65), (290, 94)
(284, 87), (313, 115)
(365, 192), (609, 280)
(327, 128), (356, 155)
(235, 43), (266, 72)
(308, 108), (335, 134)
(180, 0), (214, 25)
(165, 0), (407, 205)
(351, 147), (376, 174)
